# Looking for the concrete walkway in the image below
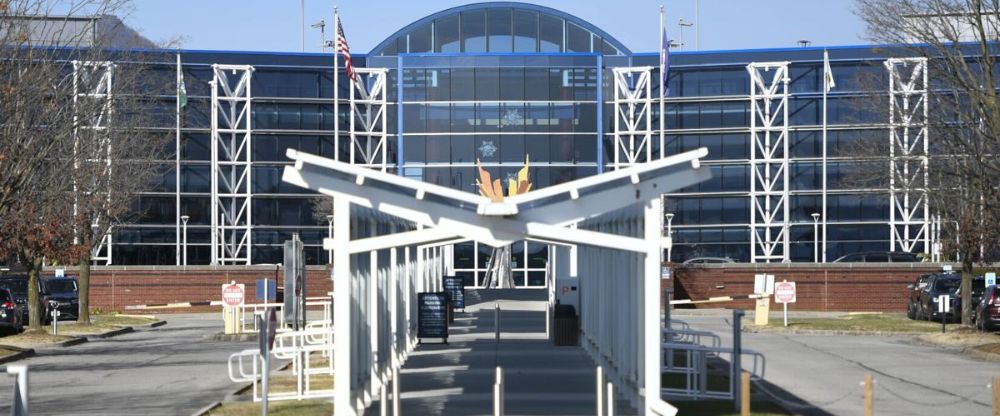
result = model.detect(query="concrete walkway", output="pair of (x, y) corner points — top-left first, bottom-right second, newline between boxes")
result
(368, 289), (635, 415)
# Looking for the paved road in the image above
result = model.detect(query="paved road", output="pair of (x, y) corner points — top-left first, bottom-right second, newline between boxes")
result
(366, 289), (636, 415)
(677, 311), (999, 416)
(0, 313), (251, 416)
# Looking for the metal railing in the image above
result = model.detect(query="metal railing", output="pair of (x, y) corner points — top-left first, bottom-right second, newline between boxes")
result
(237, 299), (332, 334)
(660, 341), (766, 400)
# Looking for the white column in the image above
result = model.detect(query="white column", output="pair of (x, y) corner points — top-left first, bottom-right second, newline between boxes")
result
(333, 196), (353, 415)
(643, 196), (663, 413)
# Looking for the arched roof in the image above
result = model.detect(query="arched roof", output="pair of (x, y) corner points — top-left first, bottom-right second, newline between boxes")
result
(369, 2), (631, 56)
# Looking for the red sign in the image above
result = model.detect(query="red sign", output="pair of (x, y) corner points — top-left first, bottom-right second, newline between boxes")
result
(222, 283), (245, 307)
(774, 281), (796, 304)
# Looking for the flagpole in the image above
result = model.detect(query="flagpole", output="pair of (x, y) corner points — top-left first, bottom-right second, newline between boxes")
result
(334, 6), (340, 162)
(822, 49), (829, 263)
(175, 52), (182, 266)
(659, 4), (665, 159)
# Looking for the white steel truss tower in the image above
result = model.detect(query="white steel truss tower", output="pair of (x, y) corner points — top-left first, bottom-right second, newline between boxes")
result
(210, 65), (255, 265)
(885, 58), (929, 254)
(747, 62), (791, 263)
(72, 61), (115, 265)
(346, 68), (388, 171)
(611, 67), (654, 170)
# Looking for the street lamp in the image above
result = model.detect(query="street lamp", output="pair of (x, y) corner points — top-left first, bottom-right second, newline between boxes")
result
(811, 213), (821, 263)
(180, 215), (190, 266)
(678, 18), (693, 50)
(326, 214), (335, 265)
(666, 213), (675, 263)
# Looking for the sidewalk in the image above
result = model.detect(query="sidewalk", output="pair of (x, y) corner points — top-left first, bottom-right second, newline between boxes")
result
(368, 289), (635, 415)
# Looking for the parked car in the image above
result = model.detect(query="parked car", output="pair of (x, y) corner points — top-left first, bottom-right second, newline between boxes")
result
(0, 288), (24, 334)
(976, 285), (1000, 331)
(906, 274), (932, 319)
(0, 275), (29, 322)
(41, 277), (79, 321)
(914, 273), (962, 322)
(833, 251), (920, 263)
(681, 257), (735, 265)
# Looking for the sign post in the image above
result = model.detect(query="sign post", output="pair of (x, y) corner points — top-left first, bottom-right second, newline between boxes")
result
(938, 294), (950, 333)
(773, 280), (797, 327)
(753, 274), (775, 326)
(222, 282), (245, 335)
(417, 292), (449, 344)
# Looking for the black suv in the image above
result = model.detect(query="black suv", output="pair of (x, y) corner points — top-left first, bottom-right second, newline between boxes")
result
(914, 273), (962, 322)
(41, 277), (79, 321)
(976, 285), (1000, 331)
(0, 288), (24, 333)
(0, 275), (29, 322)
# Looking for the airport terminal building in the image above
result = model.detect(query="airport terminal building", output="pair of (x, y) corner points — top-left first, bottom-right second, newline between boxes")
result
(113, 2), (931, 286)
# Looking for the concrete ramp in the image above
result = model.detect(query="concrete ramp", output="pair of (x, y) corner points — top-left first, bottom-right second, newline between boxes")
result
(367, 289), (636, 415)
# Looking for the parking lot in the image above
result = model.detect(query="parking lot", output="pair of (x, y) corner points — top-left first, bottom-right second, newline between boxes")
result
(0, 313), (248, 415)
(680, 311), (998, 416)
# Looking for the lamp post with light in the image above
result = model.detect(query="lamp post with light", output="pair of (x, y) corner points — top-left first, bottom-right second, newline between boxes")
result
(811, 213), (821, 263)
(181, 215), (190, 266)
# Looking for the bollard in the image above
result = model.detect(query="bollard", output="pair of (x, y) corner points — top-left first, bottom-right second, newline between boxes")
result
(993, 375), (1000, 416)
(494, 366), (505, 416)
(606, 382), (614, 416)
(740, 371), (750, 416)
(732, 309), (745, 411)
(393, 367), (401, 416)
(596, 366), (604, 416)
(864, 374), (873, 416)
(7, 364), (28, 416)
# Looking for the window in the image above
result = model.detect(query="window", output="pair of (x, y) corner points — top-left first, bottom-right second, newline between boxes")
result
(461, 10), (487, 52)
(538, 14), (562, 52)
(513, 10), (537, 52)
(408, 23), (432, 53)
(565, 22), (590, 52)
(487, 8), (512, 52)
(435, 15), (460, 53)
(475, 68), (500, 101)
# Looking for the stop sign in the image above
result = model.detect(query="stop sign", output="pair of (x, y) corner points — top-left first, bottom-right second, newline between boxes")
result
(222, 283), (245, 307)
(774, 281), (796, 304)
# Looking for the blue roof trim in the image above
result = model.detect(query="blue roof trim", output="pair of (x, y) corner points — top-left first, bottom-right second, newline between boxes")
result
(368, 1), (632, 57)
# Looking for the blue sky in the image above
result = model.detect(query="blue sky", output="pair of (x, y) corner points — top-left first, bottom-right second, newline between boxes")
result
(121, 0), (867, 53)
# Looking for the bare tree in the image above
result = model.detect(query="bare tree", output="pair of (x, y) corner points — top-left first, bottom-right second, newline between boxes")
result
(855, 0), (1000, 325)
(0, 0), (169, 330)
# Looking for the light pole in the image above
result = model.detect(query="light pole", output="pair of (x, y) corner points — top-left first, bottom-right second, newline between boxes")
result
(811, 213), (821, 263)
(666, 213), (675, 263)
(678, 18), (693, 50)
(311, 20), (327, 51)
(326, 214), (334, 265)
(180, 215), (190, 266)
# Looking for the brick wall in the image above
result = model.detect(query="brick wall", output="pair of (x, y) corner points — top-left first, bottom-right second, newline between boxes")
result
(667, 263), (946, 312)
(46, 265), (333, 313)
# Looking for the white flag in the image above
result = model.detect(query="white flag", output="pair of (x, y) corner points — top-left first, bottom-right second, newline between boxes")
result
(823, 49), (836, 92)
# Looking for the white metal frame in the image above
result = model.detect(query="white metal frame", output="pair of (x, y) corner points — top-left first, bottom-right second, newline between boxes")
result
(72, 60), (115, 265)
(210, 64), (255, 265)
(282, 147), (711, 415)
(612, 66), (655, 170)
(747, 62), (791, 263)
(346, 68), (389, 171)
(885, 57), (930, 254)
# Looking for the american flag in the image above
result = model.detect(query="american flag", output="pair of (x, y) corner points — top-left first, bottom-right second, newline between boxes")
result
(336, 16), (357, 82)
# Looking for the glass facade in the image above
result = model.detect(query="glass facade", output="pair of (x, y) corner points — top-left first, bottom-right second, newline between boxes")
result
(111, 3), (913, 270)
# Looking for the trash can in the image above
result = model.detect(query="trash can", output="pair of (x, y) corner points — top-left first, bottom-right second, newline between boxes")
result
(553, 304), (579, 346)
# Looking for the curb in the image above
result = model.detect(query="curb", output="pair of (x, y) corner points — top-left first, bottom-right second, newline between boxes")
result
(967, 346), (1000, 362)
(86, 326), (134, 340)
(149, 320), (167, 328)
(190, 400), (222, 416)
(54, 336), (89, 347)
(745, 327), (925, 336)
(0, 346), (35, 365)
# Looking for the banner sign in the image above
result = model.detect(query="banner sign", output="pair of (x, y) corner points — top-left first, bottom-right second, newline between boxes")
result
(443, 276), (465, 309)
(418, 292), (449, 341)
